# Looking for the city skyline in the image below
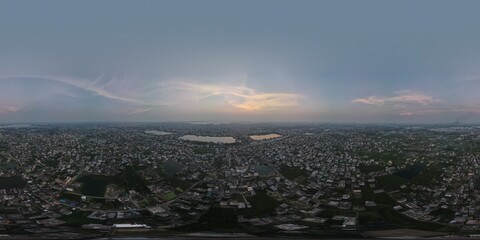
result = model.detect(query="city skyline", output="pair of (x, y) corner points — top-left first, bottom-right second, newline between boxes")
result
(1, 0), (480, 123)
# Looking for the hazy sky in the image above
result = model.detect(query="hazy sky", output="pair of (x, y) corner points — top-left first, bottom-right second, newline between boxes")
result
(1, 0), (480, 123)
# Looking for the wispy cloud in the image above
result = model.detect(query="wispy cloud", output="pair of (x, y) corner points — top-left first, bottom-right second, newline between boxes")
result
(158, 82), (304, 111)
(399, 111), (414, 116)
(0, 74), (142, 104)
(457, 75), (480, 82)
(399, 107), (480, 116)
(351, 96), (385, 106)
(352, 90), (440, 106)
(126, 108), (153, 115)
(0, 74), (304, 113)
(0, 106), (19, 114)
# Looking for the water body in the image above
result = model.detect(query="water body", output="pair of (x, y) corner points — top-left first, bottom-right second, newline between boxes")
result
(145, 130), (171, 135)
(256, 165), (274, 176)
(180, 135), (236, 144)
(0, 176), (27, 189)
(250, 134), (282, 140)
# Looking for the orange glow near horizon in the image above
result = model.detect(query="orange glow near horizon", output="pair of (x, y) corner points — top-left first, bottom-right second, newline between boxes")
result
(172, 82), (304, 111)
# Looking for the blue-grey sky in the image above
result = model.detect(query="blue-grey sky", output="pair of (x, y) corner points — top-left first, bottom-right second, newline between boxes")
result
(1, 0), (480, 123)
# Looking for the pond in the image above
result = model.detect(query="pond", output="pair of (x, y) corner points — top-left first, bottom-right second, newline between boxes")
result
(145, 130), (171, 136)
(250, 134), (282, 140)
(179, 135), (236, 144)
(0, 176), (27, 189)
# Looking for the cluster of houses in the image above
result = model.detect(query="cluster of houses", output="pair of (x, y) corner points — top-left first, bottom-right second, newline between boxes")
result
(1, 124), (480, 235)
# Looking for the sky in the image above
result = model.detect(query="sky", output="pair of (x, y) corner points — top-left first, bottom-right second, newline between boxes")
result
(1, 0), (480, 124)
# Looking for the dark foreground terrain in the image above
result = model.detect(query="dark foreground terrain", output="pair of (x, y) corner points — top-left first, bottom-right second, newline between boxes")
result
(1, 123), (480, 238)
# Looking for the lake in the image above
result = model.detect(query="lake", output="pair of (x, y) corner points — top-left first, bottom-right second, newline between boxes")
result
(250, 134), (282, 140)
(145, 130), (171, 135)
(0, 176), (27, 189)
(179, 135), (236, 144)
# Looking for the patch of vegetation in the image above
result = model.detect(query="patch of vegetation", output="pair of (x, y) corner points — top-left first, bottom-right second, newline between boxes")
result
(357, 150), (405, 165)
(360, 185), (396, 205)
(360, 164), (385, 173)
(122, 166), (149, 193)
(165, 177), (191, 191)
(0, 176), (27, 189)
(212, 157), (226, 168)
(77, 166), (149, 197)
(431, 208), (455, 223)
(77, 175), (118, 197)
(157, 167), (192, 191)
(176, 207), (241, 233)
(411, 165), (444, 186)
(0, 142), (8, 152)
(240, 190), (279, 217)
(161, 191), (177, 201)
(193, 147), (214, 155)
(44, 159), (59, 167)
(60, 210), (103, 226)
(280, 165), (307, 182)
(199, 207), (238, 230)
(359, 205), (459, 232)
(395, 163), (426, 180)
(377, 174), (408, 191)
(160, 161), (183, 176)
(61, 192), (82, 201)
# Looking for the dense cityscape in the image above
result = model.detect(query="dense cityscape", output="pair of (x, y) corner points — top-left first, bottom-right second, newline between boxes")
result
(2, 0), (480, 239)
(0, 123), (479, 238)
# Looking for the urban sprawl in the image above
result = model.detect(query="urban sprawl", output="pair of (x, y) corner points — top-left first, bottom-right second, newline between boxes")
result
(0, 123), (479, 238)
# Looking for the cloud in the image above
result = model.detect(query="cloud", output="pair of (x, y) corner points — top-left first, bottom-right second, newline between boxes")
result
(228, 93), (302, 111)
(0, 106), (19, 114)
(0, 74), (304, 113)
(399, 107), (480, 116)
(399, 111), (413, 116)
(352, 90), (439, 106)
(351, 96), (385, 106)
(0, 74), (142, 104)
(457, 75), (480, 82)
(159, 82), (304, 111)
(126, 108), (153, 115)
